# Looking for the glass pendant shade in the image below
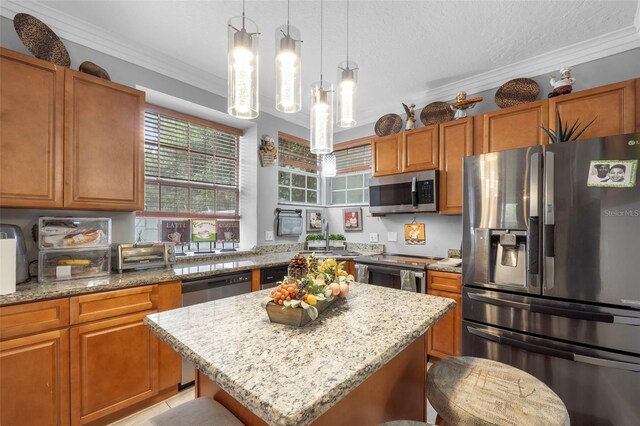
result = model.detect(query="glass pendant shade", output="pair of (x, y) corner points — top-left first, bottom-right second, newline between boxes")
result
(322, 154), (336, 177)
(310, 81), (334, 155)
(275, 25), (301, 113)
(227, 16), (259, 119)
(336, 61), (358, 128)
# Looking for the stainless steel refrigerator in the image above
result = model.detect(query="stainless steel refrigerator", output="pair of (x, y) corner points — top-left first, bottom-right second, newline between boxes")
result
(462, 133), (640, 425)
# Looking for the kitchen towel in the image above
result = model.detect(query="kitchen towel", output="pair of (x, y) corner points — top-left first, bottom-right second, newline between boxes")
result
(0, 237), (17, 295)
(356, 264), (369, 283)
(400, 270), (417, 292)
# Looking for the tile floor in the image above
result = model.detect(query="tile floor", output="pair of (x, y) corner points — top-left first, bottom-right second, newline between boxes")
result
(109, 383), (438, 425)
(109, 386), (196, 425)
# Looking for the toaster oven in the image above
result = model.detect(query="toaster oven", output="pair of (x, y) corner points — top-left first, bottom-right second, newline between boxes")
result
(112, 242), (175, 273)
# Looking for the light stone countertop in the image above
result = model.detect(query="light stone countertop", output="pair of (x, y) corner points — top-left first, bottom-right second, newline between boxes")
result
(0, 251), (375, 306)
(144, 282), (456, 426)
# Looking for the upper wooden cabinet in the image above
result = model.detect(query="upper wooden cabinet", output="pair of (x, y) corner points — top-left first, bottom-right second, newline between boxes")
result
(439, 118), (473, 215)
(483, 99), (549, 153)
(403, 125), (439, 172)
(0, 48), (145, 211)
(371, 125), (438, 177)
(64, 70), (145, 210)
(549, 79), (636, 140)
(372, 133), (403, 176)
(0, 48), (64, 208)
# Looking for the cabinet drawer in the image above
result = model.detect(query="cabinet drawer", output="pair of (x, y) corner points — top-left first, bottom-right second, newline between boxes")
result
(0, 298), (69, 340)
(70, 285), (157, 324)
(427, 271), (462, 293)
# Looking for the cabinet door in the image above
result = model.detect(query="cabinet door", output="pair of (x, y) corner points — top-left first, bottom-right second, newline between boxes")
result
(549, 79), (636, 140)
(427, 290), (462, 359)
(439, 118), (473, 215)
(156, 281), (182, 392)
(1, 329), (70, 426)
(402, 125), (438, 172)
(0, 48), (64, 208)
(483, 99), (549, 152)
(371, 134), (402, 176)
(64, 69), (144, 211)
(70, 311), (158, 425)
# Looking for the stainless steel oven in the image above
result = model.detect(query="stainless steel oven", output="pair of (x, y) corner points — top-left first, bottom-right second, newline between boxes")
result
(354, 254), (440, 293)
(369, 170), (438, 214)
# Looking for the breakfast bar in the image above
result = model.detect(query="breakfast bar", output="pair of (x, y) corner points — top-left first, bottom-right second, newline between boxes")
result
(144, 282), (455, 425)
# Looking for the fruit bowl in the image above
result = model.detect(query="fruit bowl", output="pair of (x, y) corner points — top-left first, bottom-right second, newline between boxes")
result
(261, 255), (353, 327)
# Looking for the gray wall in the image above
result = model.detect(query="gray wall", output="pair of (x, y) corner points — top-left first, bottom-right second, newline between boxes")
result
(0, 15), (310, 256)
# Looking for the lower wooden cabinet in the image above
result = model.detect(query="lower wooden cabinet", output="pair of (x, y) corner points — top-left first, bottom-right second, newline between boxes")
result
(70, 311), (158, 425)
(0, 329), (70, 426)
(427, 271), (462, 359)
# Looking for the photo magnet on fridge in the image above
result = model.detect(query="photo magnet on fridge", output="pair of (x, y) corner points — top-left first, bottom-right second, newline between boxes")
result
(587, 160), (637, 188)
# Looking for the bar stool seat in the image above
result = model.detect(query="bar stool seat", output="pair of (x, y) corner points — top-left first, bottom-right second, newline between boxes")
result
(379, 421), (434, 426)
(427, 357), (569, 426)
(140, 397), (243, 426)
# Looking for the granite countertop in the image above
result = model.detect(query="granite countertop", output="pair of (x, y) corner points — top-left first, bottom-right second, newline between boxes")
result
(427, 263), (462, 274)
(144, 282), (456, 426)
(0, 250), (378, 307)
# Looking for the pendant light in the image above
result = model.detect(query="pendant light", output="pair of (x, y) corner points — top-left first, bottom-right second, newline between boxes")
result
(322, 153), (336, 177)
(227, 0), (259, 119)
(336, 0), (358, 128)
(275, 0), (302, 113)
(310, 0), (334, 155)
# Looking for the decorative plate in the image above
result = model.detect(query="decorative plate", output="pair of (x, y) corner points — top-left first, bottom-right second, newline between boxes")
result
(374, 113), (403, 136)
(13, 13), (71, 67)
(495, 78), (540, 108)
(420, 102), (454, 126)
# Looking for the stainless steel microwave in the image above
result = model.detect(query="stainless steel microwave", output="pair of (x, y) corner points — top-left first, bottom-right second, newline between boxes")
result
(368, 170), (438, 214)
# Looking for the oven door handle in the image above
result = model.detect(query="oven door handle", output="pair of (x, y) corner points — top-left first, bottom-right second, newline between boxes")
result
(467, 326), (640, 372)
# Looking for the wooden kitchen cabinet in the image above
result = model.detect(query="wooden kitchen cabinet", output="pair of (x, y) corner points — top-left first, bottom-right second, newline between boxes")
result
(0, 48), (144, 211)
(371, 133), (403, 176)
(439, 118), (474, 215)
(371, 125), (438, 177)
(0, 298), (71, 426)
(549, 79), (637, 140)
(402, 125), (439, 172)
(483, 99), (549, 152)
(0, 47), (64, 208)
(64, 69), (145, 210)
(427, 271), (462, 359)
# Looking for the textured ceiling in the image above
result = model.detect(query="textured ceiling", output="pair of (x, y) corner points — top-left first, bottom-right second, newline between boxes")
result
(9, 0), (640, 129)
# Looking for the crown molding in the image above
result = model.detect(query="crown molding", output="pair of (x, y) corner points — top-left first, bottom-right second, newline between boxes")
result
(351, 23), (640, 131)
(0, 0), (310, 129)
(635, 0), (640, 33)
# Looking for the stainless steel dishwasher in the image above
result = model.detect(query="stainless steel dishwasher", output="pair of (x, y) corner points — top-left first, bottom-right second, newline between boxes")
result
(180, 271), (252, 387)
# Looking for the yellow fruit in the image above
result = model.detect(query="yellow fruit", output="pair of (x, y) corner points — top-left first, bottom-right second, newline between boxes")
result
(306, 295), (317, 305)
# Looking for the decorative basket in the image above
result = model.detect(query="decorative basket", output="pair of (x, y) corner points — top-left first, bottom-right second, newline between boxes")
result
(495, 78), (540, 108)
(265, 297), (338, 327)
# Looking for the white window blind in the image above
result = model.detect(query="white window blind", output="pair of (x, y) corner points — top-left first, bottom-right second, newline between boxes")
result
(330, 140), (372, 205)
(141, 106), (241, 218)
(335, 144), (371, 174)
(279, 134), (319, 173)
(278, 132), (320, 205)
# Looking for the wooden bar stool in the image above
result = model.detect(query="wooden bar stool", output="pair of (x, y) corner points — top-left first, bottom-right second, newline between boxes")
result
(426, 357), (570, 426)
(140, 397), (244, 426)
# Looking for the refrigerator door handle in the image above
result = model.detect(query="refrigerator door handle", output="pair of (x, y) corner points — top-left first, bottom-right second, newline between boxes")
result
(468, 292), (532, 310)
(527, 153), (540, 274)
(467, 326), (640, 372)
(543, 151), (555, 290)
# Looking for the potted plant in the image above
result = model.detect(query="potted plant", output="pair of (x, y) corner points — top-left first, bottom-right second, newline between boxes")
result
(306, 233), (326, 249)
(329, 233), (346, 248)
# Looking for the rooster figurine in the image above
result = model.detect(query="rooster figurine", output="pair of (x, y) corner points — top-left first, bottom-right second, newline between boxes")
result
(403, 103), (416, 130)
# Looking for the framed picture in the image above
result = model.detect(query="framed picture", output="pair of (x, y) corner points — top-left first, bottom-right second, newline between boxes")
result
(587, 160), (637, 188)
(217, 221), (240, 242)
(343, 207), (362, 231)
(191, 219), (217, 242)
(404, 223), (425, 245)
(160, 220), (191, 245)
(306, 209), (323, 233)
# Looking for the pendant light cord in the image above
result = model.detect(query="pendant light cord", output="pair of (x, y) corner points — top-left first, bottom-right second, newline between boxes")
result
(242, 0), (245, 28)
(320, 0), (323, 83)
(346, 0), (349, 63)
(287, 0), (290, 30)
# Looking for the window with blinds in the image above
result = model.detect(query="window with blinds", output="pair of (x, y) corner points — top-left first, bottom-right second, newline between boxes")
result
(278, 132), (320, 205)
(141, 106), (241, 217)
(331, 141), (372, 205)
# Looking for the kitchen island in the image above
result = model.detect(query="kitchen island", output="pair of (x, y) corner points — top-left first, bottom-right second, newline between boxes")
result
(144, 282), (455, 425)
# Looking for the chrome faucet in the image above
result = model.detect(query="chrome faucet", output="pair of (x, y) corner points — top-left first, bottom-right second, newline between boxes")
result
(322, 219), (329, 251)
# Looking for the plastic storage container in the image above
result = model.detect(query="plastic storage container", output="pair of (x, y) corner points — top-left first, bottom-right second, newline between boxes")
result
(38, 247), (111, 282)
(39, 217), (112, 249)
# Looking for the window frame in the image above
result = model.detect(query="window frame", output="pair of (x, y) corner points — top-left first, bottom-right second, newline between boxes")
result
(329, 136), (373, 206)
(277, 131), (321, 206)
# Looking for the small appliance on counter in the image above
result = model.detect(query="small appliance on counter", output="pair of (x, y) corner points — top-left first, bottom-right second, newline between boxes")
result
(37, 217), (112, 282)
(112, 242), (175, 273)
(0, 224), (29, 294)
